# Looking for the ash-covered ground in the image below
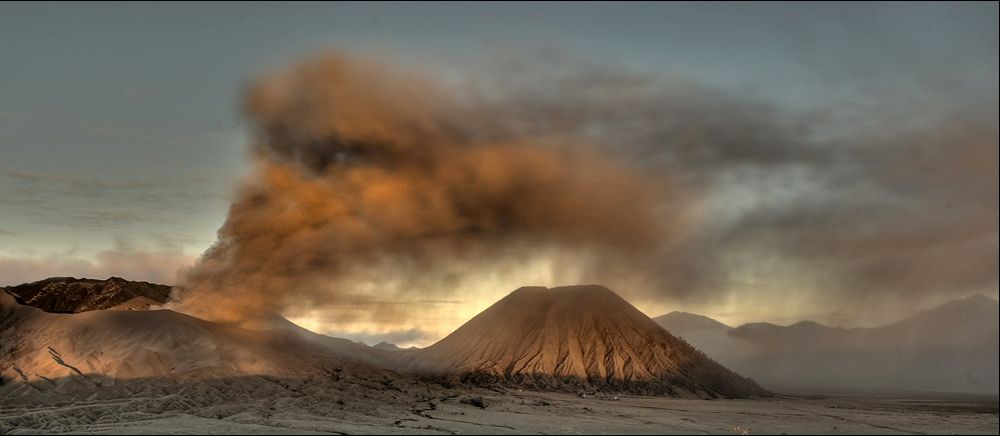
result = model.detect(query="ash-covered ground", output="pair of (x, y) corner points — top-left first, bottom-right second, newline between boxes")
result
(2, 375), (997, 434)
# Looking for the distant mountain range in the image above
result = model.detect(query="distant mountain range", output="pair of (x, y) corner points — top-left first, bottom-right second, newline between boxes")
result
(654, 295), (1000, 394)
(4, 276), (995, 395)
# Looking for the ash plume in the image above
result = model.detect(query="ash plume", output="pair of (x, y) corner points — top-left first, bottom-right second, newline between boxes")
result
(176, 53), (676, 323)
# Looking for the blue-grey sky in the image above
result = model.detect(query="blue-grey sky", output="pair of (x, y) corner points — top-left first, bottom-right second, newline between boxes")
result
(0, 2), (996, 343)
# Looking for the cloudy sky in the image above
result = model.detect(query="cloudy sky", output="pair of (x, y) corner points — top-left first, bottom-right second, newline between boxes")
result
(1, 2), (996, 346)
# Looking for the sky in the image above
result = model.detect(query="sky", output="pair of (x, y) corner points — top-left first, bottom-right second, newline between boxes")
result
(0, 2), (997, 347)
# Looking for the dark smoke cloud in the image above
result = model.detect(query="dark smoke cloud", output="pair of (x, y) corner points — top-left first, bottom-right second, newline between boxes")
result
(178, 50), (997, 329)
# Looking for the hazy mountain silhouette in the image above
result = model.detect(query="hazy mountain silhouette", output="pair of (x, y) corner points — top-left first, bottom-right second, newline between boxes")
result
(656, 295), (1000, 393)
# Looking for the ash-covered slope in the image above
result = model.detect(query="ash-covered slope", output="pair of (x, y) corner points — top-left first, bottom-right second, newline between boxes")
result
(407, 285), (767, 398)
(0, 292), (391, 383)
(3, 276), (172, 313)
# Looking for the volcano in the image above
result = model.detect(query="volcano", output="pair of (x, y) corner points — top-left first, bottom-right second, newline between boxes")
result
(0, 291), (388, 383)
(406, 285), (768, 398)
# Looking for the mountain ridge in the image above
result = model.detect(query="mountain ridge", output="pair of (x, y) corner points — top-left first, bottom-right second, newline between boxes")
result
(3, 276), (173, 314)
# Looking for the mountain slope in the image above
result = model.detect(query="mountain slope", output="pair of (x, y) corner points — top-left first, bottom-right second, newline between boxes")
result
(406, 285), (767, 398)
(3, 276), (172, 313)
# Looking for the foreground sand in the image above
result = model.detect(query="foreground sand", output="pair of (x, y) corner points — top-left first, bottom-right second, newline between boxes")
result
(2, 376), (996, 435)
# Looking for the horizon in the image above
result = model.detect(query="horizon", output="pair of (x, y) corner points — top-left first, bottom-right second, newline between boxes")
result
(4, 274), (996, 348)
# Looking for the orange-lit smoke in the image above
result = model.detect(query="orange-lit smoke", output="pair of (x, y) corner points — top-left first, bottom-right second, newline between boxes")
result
(176, 53), (675, 323)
